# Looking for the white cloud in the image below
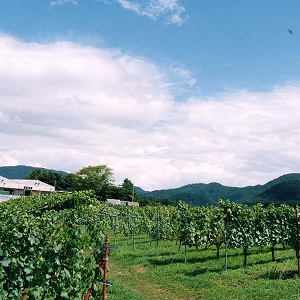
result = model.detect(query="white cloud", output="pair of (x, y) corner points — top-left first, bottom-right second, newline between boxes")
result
(0, 111), (10, 124)
(168, 64), (197, 95)
(50, 0), (78, 6)
(112, 0), (186, 25)
(1, 34), (300, 190)
(50, 0), (186, 24)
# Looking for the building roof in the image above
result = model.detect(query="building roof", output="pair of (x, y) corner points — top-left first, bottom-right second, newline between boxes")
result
(0, 176), (55, 192)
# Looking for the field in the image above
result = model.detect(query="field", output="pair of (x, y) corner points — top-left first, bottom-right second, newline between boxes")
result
(106, 235), (300, 300)
(1, 193), (300, 299)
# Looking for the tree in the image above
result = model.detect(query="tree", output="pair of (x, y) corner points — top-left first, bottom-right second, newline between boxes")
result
(26, 169), (46, 181)
(105, 178), (137, 202)
(26, 169), (75, 191)
(74, 165), (114, 200)
(120, 178), (135, 202)
(60, 173), (76, 191)
(26, 169), (61, 189)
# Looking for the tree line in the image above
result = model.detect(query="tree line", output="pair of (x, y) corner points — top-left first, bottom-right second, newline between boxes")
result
(26, 165), (175, 206)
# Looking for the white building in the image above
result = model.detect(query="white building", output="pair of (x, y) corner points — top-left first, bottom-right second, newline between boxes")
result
(0, 176), (55, 202)
(107, 198), (139, 207)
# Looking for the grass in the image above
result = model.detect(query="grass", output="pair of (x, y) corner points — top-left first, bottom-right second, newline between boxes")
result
(100, 234), (300, 300)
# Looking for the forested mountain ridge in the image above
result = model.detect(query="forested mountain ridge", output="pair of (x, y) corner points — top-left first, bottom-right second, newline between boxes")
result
(1, 165), (300, 206)
(140, 173), (300, 206)
(245, 180), (300, 206)
(0, 165), (67, 179)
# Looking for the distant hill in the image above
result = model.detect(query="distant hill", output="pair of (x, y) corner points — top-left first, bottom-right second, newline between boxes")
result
(0, 165), (67, 179)
(134, 186), (149, 195)
(246, 180), (300, 207)
(2, 165), (300, 206)
(141, 182), (260, 206)
(141, 173), (300, 206)
(259, 173), (300, 190)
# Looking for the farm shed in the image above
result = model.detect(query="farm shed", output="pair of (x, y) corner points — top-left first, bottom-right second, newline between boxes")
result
(107, 198), (139, 206)
(0, 176), (55, 201)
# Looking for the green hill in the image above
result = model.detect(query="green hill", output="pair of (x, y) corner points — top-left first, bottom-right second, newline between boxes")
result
(0, 165), (67, 179)
(1, 165), (300, 206)
(142, 182), (263, 206)
(246, 180), (300, 206)
(143, 173), (300, 206)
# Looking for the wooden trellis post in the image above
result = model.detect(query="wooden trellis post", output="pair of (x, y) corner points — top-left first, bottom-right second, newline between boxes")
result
(85, 234), (118, 300)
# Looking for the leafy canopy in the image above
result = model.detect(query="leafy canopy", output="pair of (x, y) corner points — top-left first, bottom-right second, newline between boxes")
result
(74, 165), (114, 196)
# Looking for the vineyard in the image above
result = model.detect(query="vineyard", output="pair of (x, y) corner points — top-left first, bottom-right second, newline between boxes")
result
(0, 192), (300, 299)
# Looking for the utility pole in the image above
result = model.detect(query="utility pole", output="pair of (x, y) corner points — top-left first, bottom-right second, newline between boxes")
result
(131, 184), (134, 202)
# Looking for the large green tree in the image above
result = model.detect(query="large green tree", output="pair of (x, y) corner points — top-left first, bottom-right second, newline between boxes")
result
(26, 169), (75, 191)
(26, 169), (62, 189)
(74, 165), (114, 200)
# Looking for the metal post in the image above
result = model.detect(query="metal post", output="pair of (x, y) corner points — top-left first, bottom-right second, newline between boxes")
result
(102, 234), (109, 300)
(295, 207), (300, 277)
(113, 215), (117, 246)
(184, 208), (187, 263)
(133, 216), (136, 250)
(156, 205), (159, 256)
(131, 185), (134, 202)
(224, 213), (228, 271)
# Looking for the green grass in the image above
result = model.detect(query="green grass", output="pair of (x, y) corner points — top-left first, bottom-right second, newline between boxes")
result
(102, 234), (300, 300)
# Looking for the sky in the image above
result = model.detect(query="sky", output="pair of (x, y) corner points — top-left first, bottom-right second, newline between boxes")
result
(1, 0), (300, 191)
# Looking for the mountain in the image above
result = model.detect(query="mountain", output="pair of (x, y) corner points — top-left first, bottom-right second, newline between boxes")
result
(246, 180), (300, 207)
(141, 183), (259, 206)
(0, 165), (67, 179)
(134, 186), (149, 195)
(1, 165), (300, 206)
(141, 173), (300, 206)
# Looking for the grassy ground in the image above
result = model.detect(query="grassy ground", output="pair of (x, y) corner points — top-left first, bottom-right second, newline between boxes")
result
(102, 234), (300, 300)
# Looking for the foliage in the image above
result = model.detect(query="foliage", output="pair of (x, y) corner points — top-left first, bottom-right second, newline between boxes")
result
(107, 178), (136, 202)
(264, 204), (294, 261)
(248, 180), (300, 206)
(73, 165), (115, 200)
(1, 194), (300, 298)
(139, 174), (300, 206)
(0, 192), (105, 299)
(4, 165), (300, 207)
(26, 169), (75, 191)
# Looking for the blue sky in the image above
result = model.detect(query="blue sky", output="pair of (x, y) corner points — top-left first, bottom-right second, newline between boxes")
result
(3, 1), (300, 95)
(1, 0), (300, 190)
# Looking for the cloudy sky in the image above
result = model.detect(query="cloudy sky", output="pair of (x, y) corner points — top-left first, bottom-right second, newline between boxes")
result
(1, 1), (300, 190)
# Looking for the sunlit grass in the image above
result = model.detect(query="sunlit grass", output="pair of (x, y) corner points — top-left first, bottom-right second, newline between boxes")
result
(102, 234), (300, 300)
